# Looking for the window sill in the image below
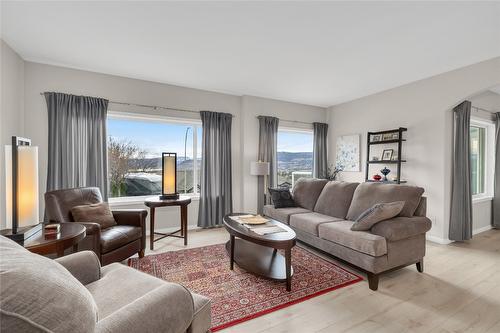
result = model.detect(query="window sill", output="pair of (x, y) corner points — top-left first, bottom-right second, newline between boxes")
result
(109, 194), (200, 206)
(472, 196), (493, 204)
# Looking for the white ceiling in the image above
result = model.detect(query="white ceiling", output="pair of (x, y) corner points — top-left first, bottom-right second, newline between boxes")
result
(2, 1), (500, 107)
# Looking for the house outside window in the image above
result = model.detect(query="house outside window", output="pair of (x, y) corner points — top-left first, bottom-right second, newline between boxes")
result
(470, 118), (495, 201)
(107, 112), (201, 200)
(277, 128), (313, 189)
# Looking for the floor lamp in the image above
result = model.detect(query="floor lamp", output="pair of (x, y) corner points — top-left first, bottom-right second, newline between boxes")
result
(250, 161), (270, 215)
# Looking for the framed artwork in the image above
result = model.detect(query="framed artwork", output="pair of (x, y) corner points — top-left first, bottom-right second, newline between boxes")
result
(371, 134), (382, 142)
(381, 149), (394, 161)
(336, 134), (360, 172)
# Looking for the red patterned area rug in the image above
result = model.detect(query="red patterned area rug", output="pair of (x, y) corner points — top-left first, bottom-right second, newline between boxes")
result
(128, 244), (362, 331)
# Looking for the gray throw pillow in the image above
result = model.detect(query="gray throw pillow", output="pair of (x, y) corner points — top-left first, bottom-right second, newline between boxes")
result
(268, 188), (296, 208)
(71, 202), (117, 229)
(351, 201), (405, 231)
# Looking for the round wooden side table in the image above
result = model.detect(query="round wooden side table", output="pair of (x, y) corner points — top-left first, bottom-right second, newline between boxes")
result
(23, 223), (86, 257)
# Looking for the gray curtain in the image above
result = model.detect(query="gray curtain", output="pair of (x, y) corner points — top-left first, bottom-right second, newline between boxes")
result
(197, 111), (233, 228)
(493, 112), (500, 228)
(258, 116), (279, 210)
(45, 92), (109, 200)
(313, 122), (328, 178)
(449, 101), (473, 241)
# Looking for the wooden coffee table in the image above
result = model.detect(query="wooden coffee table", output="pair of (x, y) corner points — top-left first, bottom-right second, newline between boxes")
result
(223, 213), (296, 291)
(23, 222), (86, 257)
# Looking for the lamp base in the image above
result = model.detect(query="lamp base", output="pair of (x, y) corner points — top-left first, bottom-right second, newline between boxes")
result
(159, 193), (180, 200)
(0, 223), (43, 243)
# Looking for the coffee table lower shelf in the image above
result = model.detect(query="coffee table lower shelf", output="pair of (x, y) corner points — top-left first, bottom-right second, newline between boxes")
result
(225, 239), (294, 289)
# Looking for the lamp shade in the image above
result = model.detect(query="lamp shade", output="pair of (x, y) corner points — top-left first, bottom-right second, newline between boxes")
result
(160, 152), (179, 200)
(5, 145), (39, 229)
(250, 161), (270, 176)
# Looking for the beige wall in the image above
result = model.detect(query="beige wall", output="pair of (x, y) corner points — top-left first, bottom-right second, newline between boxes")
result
(0, 40), (25, 229)
(20, 61), (326, 232)
(327, 57), (500, 243)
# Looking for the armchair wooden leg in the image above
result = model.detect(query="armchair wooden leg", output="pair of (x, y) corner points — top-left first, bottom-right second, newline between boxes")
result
(138, 249), (145, 258)
(416, 259), (424, 273)
(367, 272), (379, 291)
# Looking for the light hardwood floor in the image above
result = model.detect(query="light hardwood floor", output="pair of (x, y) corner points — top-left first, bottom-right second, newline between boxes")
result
(144, 228), (500, 333)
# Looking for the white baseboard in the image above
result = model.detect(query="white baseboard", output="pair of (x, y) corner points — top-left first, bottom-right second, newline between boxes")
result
(473, 225), (493, 235)
(426, 235), (453, 245)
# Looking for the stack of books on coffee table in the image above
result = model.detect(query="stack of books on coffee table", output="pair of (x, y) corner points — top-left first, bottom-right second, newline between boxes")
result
(230, 215), (286, 235)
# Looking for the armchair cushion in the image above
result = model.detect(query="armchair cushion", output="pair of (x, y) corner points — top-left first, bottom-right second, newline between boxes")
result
(0, 236), (98, 333)
(100, 225), (142, 253)
(89, 263), (194, 333)
(71, 202), (117, 229)
(370, 216), (432, 241)
(55, 251), (101, 285)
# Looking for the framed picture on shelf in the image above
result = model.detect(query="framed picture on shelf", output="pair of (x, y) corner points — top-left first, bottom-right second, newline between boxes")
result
(381, 149), (394, 161)
(371, 134), (382, 142)
(390, 132), (399, 140)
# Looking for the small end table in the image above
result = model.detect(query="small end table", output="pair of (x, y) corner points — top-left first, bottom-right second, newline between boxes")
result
(23, 222), (86, 257)
(144, 196), (192, 250)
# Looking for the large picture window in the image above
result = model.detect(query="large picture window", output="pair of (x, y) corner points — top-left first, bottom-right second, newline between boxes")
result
(107, 113), (201, 199)
(277, 129), (313, 188)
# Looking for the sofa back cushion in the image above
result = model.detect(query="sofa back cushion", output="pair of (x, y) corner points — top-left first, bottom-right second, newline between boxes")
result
(292, 178), (329, 210)
(0, 236), (98, 333)
(346, 183), (425, 220)
(314, 181), (359, 219)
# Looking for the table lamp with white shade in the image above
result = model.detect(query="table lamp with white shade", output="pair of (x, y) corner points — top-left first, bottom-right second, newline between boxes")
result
(1, 136), (42, 242)
(250, 161), (270, 214)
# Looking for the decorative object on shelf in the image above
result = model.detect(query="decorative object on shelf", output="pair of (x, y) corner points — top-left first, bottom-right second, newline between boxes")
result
(372, 156), (379, 161)
(371, 134), (382, 142)
(381, 149), (394, 161)
(326, 164), (343, 181)
(336, 134), (360, 172)
(391, 155), (399, 161)
(160, 152), (179, 200)
(0, 136), (41, 242)
(391, 176), (398, 181)
(372, 174), (382, 181)
(380, 167), (391, 181)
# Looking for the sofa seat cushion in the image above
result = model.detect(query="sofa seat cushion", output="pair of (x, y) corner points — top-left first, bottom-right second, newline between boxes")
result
(0, 236), (98, 333)
(318, 220), (387, 257)
(292, 178), (329, 210)
(314, 181), (359, 219)
(90, 263), (195, 333)
(263, 205), (311, 224)
(100, 225), (142, 253)
(346, 183), (425, 220)
(289, 212), (342, 236)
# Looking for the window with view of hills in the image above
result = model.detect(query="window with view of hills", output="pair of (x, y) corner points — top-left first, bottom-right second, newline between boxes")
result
(277, 129), (313, 188)
(107, 114), (201, 199)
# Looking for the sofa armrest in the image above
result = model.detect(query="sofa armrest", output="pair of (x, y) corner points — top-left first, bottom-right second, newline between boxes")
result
(55, 250), (101, 285)
(95, 284), (194, 333)
(112, 209), (148, 228)
(370, 216), (432, 242)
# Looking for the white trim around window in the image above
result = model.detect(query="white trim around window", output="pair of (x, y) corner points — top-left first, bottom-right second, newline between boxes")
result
(470, 117), (495, 203)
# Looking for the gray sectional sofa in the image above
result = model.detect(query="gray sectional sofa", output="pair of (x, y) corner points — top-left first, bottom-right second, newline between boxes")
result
(264, 179), (432, 290)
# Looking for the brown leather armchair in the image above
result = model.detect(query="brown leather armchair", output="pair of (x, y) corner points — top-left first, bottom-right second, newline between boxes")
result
(45, 187), (147, 265)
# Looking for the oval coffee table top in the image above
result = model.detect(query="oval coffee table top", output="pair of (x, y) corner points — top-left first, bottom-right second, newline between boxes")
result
(223, 213), (296, 248)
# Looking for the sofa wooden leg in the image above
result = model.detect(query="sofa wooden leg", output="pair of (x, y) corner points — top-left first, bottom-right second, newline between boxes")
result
(416, 259), (424, 273)
(367, 272), (379, 291)
(138, 249), (145, 258)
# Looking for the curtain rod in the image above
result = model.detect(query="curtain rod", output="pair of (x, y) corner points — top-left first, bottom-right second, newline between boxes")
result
(39, 92), (234, 117)
(255, 116), (313, 126)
